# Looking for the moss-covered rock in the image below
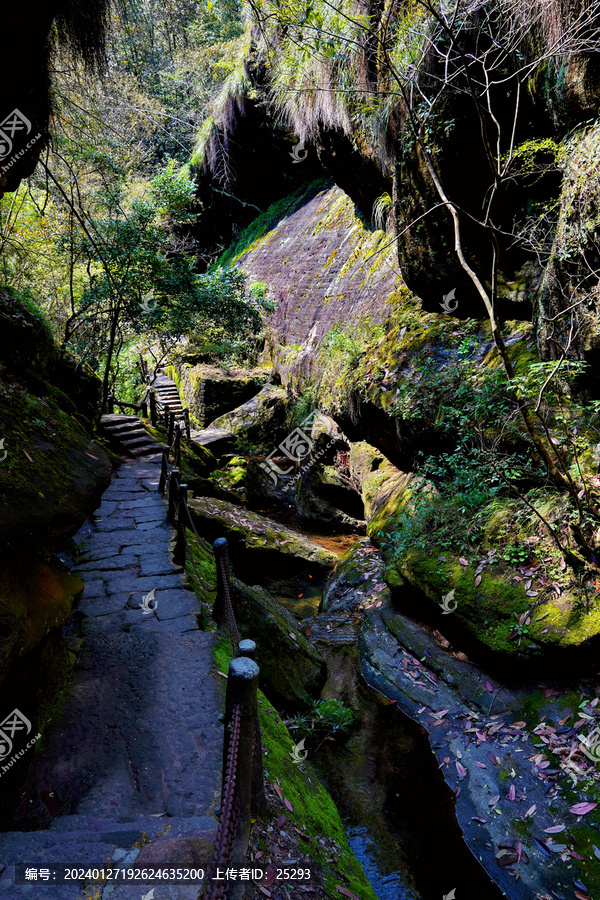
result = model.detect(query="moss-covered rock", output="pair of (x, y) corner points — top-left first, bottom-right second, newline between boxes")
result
(165, 362), (268, 428)
(208, 383), (286, 445)
(187, 495), (338, 569)
(229, 576), (326, 708)
(208, 456), (248, 503)
(0, 294), (111, 550)
(0, 555), (83, 687)
(322, 539), (390, 615)
(213, 639), (377, 899)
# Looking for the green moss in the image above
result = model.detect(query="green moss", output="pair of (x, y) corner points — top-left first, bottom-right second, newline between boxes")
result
(213, 640), (378, 900)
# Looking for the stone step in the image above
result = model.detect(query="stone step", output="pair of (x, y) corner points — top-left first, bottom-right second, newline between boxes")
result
(0, 815), (216, 898)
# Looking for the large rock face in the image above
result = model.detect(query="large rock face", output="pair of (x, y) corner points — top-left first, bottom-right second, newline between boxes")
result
(231, 185), (399, 346)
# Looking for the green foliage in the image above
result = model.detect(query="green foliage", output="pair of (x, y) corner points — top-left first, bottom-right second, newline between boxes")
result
(503, 544), (530, 566)
(312, 699), (355, 733)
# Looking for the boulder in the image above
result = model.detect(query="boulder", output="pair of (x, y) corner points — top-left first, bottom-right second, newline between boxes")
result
(165, 362), (268, 428)
(187, 496), (338, 574)
(229, 575), (327, 709)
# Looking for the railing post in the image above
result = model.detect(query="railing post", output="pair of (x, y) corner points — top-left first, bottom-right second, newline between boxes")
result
(140, 399), (148, 418)
(223, 657), (259, 900)
(164, 406), (170, 431)
(173, 423), (181, 469)
(158, 447), (169, 494)
(167, 409), (175, 447)
(212, 537), (229, 626)
(183, 408), (191, 440)
(149, 390), (157, 426)
(238, 640), (267, 816)
(175, 483), (188, 565)
(167, 468), (180, 523)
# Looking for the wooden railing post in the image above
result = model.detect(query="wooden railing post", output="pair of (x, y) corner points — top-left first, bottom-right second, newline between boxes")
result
(167, 468), (180, 523)
(149, 390), (157, 426)
(158, 447), (169, 494)
(183, 408), (191, 440)
(167, 409), (175, 447)
(175, 483), (188, 565)
(173, 423), (181, 469)
(164, 406), (170, 430)
(212, 537), (229, 626)
(140, 398), (148, 418)
(237, 639), (267, 816)
(223, 657), (259, 900)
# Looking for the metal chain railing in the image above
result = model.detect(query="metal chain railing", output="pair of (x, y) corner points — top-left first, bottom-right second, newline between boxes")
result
(216, 547), (241, 658)
(205, 703), (242, 900)
(155, 397), (266, 899)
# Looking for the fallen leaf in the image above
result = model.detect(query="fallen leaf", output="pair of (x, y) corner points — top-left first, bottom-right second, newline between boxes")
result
(544, 824), (565, 833)
(23, 450), (33, 462)
(474, 574), (482, 587)
(459, 557), (469, 566)
(456, 761), (467, 780)
(258, 887), (272, 897)
(273, 783), (283, 801)
(276, 814), (286, 828)
(509, 785), (516, 801)
(475, 761), (487, 769)
(284, 797), (294, 812)
(533, 837), (552, 858)
(335, 888), (360, 900)
(570, 802), (597, 816)
(485, 681), (494, 693)
(84, 451), (99, 459)
(524, 804), (536, 818)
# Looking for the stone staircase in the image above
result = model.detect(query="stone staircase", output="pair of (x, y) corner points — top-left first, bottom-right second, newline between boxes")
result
(151, 373), (185, 423)
(100, 414), (162, 458)
(0, 455), (222, 898)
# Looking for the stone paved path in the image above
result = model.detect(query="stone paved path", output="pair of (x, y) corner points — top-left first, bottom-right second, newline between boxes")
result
(0, 453), (222, 898)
